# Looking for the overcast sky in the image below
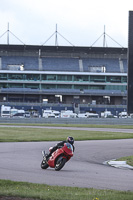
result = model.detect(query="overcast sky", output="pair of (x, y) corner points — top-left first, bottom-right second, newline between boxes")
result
(0, 0), (133, 47)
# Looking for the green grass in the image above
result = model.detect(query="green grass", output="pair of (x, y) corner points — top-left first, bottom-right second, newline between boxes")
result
(0, 127), (133, 142)
(0, 179), (133, 200)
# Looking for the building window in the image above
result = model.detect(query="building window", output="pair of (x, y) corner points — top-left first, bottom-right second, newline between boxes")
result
(57, 75), (72, 81)
(74, 75), (88, 81)
(0, 74), (7, 80)
(25, 84), (39, 89)
(106, 76), (121, 83)
(24, 74), (40, 81)
(90, 76), (105, 82)
(8, 83), (23, 88)
(46, 74), (56, 81)
(41, 84), (56, 89)
(121, 76), (127, 83)
(8, 74), (23, 80)
(57, 84), (72, 89)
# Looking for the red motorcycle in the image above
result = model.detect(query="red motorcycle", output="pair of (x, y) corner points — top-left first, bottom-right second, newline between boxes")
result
(41, 143), (73, 171)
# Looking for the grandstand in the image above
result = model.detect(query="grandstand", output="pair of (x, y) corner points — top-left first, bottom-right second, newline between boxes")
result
(0, 44), (127, 115)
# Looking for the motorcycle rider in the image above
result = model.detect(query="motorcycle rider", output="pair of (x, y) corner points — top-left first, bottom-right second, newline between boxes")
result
(45, 136), (75, 160)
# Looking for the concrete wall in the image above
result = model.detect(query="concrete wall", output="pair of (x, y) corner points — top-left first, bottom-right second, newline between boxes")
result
(0, 117), (133, 125)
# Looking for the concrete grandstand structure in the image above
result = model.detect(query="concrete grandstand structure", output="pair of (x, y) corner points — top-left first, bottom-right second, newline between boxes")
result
(0, 44), (127, 116)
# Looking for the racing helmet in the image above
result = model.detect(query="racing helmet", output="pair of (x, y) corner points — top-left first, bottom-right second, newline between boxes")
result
(66, 136), (74, 145)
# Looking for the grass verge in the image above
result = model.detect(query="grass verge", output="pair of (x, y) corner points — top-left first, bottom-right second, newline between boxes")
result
(0, 127), (133, 142)
(0, 179), (133, 200)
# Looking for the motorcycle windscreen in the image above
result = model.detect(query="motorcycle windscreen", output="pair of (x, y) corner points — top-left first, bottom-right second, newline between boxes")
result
(63, 143), (73, 156)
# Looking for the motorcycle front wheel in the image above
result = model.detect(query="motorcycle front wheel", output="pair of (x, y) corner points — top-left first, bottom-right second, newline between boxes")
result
(41, 160), (49, 169)
(55, 157), (66, 171)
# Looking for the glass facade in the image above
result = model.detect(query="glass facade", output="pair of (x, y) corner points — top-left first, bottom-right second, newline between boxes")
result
(74, 75), (88, 81)
(0, 72), (127, 91)
(106, 76), (121, 83)
(8, 74), (23, 80)
(90, 75), (105, 82)
(57, 75), (72, 81)
(0, 74), (7, 80)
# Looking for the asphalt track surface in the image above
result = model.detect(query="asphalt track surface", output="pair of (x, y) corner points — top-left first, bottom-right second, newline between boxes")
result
(0, 124), (133, 133)
(0, 137), (133, 191)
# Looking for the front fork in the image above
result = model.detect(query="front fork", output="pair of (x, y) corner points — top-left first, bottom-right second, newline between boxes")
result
(42, 151), (45, 157)
(42, 151), (47, 160)
(42, 151), (49, 163)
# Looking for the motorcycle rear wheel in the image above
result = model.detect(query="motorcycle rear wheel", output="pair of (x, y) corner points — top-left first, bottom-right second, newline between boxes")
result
(55, 157), (66, 171)
(41, 160), (49, 169)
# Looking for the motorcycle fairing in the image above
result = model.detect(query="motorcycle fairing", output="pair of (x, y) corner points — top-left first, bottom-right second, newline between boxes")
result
(48, 143), (73, 168)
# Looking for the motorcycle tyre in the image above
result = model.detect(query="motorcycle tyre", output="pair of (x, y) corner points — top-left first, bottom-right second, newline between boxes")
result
(55, 157), (66, 171)
(41, 160), (49, 169)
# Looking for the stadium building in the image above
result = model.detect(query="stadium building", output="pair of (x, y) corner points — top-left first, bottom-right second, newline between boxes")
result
(0, 44), (127, 116)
